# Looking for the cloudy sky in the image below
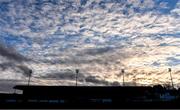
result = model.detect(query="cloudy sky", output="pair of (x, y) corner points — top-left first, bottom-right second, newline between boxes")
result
(0, 0), (180, 92)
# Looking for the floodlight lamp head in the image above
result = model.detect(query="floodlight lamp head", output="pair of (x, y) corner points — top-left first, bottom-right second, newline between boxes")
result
(168, 68), (171, 72)
(76, 69), (79, 73)
(29, 69), (33, 76)
(121, 69), (125, 73)
(29, 69), (32, 73)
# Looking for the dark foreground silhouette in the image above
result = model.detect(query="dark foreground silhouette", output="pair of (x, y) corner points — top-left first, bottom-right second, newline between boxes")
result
(0, 85), (180, 109)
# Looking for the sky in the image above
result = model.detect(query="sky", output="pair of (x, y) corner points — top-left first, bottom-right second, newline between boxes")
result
(0, 0), (180, 92)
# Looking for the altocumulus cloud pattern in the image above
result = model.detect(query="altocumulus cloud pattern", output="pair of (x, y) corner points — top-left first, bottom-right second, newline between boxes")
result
(0, 0), (180, 91)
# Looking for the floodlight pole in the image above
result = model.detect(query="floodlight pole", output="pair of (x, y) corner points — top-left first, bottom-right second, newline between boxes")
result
(75, 69), (79, 86)
(122, 69), (125, 86)
(28, 70), (32, 86)
(168, 68), (174, 89)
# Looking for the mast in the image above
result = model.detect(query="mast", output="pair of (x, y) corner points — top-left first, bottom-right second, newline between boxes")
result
(28, 70), (32, 86)
(121, 69), (125, 86)
(75, 69), (79, 86)
(168, 68), (174, 89)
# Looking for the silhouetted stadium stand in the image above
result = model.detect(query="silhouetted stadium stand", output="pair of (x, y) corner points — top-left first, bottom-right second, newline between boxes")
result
(0, 85), (179, 108)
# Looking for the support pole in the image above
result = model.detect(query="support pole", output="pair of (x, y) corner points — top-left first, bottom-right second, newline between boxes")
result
(168, 68), (174, 89)
(28, 70), (32, 86)
(75, 69), (79, 86)
(121, 69), (125, 86)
